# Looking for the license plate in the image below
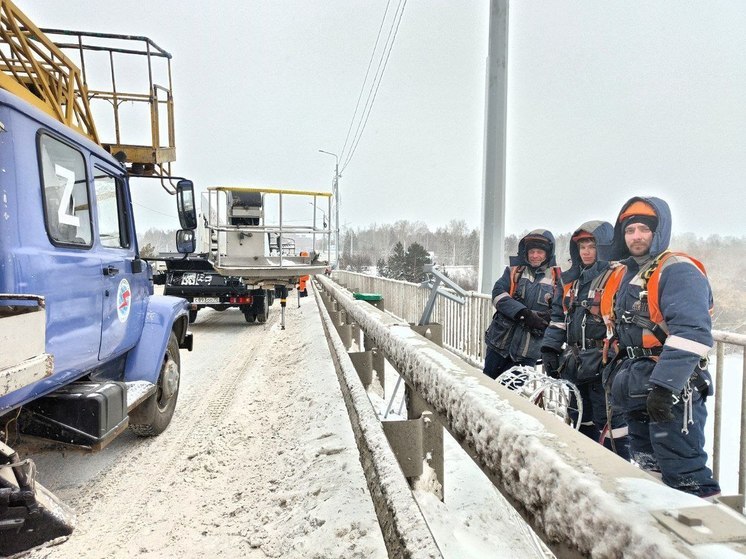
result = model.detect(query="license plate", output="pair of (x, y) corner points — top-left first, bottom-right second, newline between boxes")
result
(193, 297), (220, 304)
(181, 273), (197, 286)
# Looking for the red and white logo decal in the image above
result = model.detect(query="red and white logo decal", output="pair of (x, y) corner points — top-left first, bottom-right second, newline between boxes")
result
(117, 279), (131, 323)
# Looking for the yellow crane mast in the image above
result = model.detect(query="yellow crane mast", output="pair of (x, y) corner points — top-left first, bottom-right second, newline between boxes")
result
(0, 0), (177, 178)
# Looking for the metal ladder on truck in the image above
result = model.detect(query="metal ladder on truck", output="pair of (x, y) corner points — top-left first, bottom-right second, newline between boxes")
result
(0, 1), (179, 183)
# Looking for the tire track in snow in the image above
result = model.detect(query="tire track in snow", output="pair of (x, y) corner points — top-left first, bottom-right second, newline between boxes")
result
(29, 309), (281, 557)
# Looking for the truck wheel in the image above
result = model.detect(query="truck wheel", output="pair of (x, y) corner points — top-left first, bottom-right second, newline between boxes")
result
(188, 309), (198, 323)
(244, 312), (256, 323)
(129, 332), (180, 437)
(256, 296), (268, 323)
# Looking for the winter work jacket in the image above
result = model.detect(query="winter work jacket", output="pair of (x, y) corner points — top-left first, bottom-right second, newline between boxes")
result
(607, 197), (714, 412)
(543, 221), (614, 384)
(485, 229), (560, 362)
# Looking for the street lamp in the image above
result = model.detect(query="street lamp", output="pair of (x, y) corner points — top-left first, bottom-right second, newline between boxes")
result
(318, 149), (340, 269)
(308, 201), (328, 227)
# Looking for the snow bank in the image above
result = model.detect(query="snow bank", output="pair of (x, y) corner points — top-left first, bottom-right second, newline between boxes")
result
(313, 283), (443, 559)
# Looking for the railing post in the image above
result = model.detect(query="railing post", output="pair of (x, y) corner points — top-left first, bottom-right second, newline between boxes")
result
(404, 385), (444, 499)
(410, 323), (443, 347)
(741, 350), (746, 496)
(714, 341), (724, 481)
(349, 351), (373, 388)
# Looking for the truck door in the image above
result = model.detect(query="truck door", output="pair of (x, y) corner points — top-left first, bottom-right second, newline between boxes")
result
(93, 162), (147, 361)
(36, 133), (104, 377)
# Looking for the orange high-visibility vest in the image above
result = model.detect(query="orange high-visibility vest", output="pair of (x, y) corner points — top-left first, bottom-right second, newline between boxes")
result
(599, 251), (711, 349)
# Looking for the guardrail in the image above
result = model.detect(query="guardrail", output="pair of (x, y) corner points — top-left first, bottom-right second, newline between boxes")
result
(334, 270), (746, 495)
(319, 273), (746, 557)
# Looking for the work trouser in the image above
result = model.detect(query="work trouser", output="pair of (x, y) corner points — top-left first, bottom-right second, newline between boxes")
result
(573, 380), (630, 461)
(626, 390), (720, 497)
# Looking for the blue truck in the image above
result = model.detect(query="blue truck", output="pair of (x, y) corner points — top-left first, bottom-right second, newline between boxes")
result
(0, 5), (198, 553)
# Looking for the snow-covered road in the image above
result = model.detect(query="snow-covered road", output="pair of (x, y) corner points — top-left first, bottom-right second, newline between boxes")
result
(21, 299), (387, 558)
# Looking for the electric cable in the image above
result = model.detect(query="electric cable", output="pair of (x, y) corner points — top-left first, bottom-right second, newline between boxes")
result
(338, 0), (393, 160)
(339, 0), (408, 173)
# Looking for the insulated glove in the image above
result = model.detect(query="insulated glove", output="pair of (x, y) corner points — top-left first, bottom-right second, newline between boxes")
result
(646, 384), (679, 422)
(517, 308), (549, 331)
(690, 370), (710, 402)
(541, 349), (560, 378)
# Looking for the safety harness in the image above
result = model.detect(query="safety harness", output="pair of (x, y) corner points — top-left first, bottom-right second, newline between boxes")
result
(561, 266), (617, 351)
(601, 250), (709, 351)
(508, 265), (562, 299)
(600, 250), (711, 433)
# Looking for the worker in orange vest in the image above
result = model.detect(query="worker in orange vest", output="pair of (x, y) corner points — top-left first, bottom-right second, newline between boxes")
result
(298, 251), (310, 297)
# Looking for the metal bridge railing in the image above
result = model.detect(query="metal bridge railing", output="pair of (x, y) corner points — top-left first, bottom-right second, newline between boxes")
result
(334, 269), (746, 494)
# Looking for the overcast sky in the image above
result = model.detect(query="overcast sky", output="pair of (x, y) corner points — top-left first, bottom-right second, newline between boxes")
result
(26, 1), (746, 237)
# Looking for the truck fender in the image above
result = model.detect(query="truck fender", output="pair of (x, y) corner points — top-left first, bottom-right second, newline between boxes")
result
(124, 296), (189, 384)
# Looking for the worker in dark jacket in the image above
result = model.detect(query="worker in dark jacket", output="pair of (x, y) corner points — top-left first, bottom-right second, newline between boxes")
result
(541, 220), (629, 459)
(607, 196), (720, 497)
(484, 229), (560, 379)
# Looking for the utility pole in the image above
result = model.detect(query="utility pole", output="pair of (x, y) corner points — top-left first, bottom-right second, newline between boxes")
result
(479, 0), (509, 294)
(319, 149), (340, 269)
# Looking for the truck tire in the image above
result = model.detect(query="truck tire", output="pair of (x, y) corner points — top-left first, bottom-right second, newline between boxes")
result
(244, 311), (255, 323)
(256, 295), (268, 323)
(129, 332), (180, 437)
(188, 309), (198, 323)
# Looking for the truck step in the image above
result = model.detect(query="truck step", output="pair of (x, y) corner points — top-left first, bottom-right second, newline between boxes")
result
(125, 380), (156, 413)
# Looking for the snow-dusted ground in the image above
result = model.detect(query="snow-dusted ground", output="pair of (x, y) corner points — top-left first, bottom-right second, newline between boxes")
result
(12, 285), (743, 559)
(20, 300), (387, 559)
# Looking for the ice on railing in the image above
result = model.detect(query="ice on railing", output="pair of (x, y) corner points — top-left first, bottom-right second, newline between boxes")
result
(324, 280), (687, 559)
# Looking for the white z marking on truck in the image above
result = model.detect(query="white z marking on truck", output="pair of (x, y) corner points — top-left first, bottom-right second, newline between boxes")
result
(55, 164), (80, 227)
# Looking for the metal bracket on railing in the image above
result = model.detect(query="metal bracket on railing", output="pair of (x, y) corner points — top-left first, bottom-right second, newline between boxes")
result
(418, 264), (467, 326)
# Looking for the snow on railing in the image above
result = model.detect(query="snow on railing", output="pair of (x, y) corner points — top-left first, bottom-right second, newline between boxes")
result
(335, 270), (746, 497)
(333, 271), (492, 367)
(312, 284), (442, 559)
(319, 273), (746, 558)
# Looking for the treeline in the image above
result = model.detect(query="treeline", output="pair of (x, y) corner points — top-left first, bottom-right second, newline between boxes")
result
(341, 221), (746, 334)
(138, 222), (745, 333)
(138, 228), (177, 255)
(375, 242), (432, 283)
(341, 220), (479, 269)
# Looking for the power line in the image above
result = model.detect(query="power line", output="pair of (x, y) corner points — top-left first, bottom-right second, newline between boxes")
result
(132, 201), (177, 219)
(339, 0), (408, 173)
(342, 0), (406, 171)
(339, 0), (393, 160)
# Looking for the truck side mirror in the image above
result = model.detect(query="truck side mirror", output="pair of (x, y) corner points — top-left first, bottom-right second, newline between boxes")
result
(176, 179), (198, 230)
(175, 229), (196, 254)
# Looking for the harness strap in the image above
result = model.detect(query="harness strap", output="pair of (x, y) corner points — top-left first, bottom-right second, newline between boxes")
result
(620, 345), (663, 359)
(509, 265), (562, 298)
(619, 312), (668, 345)
(508, 266), (524, 298)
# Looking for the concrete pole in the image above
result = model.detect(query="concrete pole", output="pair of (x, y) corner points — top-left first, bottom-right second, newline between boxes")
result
(479, 0), (509, 294)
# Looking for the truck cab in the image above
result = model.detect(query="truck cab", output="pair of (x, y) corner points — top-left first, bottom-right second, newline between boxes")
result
(0, 88), (194, 419)
(0, 89), (197, 554)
